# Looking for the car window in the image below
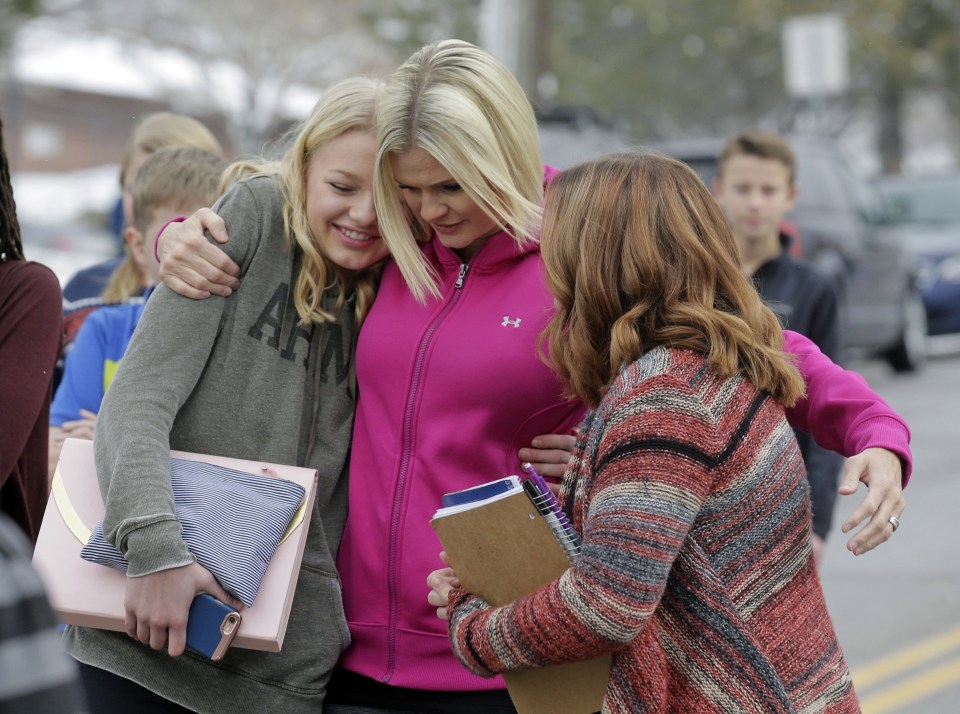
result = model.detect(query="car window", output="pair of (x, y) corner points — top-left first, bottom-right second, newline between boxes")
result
(880, 177), (960, 225)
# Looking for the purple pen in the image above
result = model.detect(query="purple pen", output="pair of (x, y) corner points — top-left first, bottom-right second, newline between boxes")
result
(521, 462), (581, 552)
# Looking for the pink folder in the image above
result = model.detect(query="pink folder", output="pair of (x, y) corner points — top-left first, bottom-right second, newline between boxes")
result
(32, 438), (318, 652)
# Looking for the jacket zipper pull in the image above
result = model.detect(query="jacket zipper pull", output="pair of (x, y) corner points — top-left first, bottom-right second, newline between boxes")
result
(454, 263), (468, 289)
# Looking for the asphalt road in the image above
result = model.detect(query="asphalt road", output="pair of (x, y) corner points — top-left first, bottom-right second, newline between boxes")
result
(819, 347), (960, 713)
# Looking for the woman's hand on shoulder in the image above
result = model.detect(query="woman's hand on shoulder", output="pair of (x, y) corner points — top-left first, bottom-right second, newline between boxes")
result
(518, 432), (576, 484)
(158, 208), (240, 300)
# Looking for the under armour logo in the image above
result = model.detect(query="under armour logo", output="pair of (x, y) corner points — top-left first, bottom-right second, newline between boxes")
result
(501, 316), (522, 328)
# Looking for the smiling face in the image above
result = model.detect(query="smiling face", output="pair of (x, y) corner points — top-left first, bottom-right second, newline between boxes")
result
(390, 147), (500, 261)
(304, 129), (388, 272)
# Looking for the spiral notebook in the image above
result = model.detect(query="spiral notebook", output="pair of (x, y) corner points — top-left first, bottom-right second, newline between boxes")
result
(430, 476), (611, 714)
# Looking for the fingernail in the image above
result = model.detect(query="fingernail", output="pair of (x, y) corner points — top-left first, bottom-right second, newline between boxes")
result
(531, 438), (542, 448)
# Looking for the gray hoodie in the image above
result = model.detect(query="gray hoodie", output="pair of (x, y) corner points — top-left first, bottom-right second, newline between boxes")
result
(65, 175), (357, 713)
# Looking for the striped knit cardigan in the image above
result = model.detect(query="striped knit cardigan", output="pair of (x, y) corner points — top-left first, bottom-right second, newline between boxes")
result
(447, 347), (859, 713)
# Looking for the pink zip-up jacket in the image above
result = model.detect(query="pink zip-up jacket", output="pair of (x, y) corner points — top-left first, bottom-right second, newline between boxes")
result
(336, 167), (912, 692)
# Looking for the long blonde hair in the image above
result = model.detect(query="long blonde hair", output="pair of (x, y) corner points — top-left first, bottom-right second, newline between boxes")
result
(222, 77), (385, 325)
(104, 113), (223, 301)
(374, 39), (544, 302)
(541, 151), (806, 409)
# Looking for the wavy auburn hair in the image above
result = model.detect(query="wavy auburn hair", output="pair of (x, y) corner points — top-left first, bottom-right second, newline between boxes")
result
(540, 151), (806, 409)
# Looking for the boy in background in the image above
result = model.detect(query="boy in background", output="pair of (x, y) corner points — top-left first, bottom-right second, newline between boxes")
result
(48, 147), (226, 477)
(62, 112), (223, 303)
(56, 114), (224, 396)
(713, 131), (842, 564)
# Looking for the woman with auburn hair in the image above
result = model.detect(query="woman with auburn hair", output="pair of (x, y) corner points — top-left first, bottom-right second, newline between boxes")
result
(429, 152), (859, 713)
(543, 151), (804, 408)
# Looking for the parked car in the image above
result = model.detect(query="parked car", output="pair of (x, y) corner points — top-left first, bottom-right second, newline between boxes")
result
(659, 135), (927, 372)
(877, 173), (960, 336)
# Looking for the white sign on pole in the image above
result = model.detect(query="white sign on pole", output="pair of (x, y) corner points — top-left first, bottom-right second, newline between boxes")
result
(782, 13), (849, 98)
(479, 0), (521, 74)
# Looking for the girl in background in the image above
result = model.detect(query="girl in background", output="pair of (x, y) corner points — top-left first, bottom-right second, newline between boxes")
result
(62, 112), (223, 304)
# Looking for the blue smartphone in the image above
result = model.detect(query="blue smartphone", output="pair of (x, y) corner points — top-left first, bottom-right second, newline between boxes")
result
(186, 594), (241, 661)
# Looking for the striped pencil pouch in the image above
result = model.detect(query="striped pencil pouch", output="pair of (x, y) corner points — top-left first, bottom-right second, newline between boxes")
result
(80, 457), (305, 608)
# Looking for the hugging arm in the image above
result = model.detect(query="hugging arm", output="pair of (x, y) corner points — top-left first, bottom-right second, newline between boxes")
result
(157, 208), (240, 299)
(784, 330), (909, 555)
(518, 433), (577, 481)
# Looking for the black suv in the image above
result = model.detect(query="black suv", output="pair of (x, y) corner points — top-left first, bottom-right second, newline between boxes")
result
(660, 135), (927, 372)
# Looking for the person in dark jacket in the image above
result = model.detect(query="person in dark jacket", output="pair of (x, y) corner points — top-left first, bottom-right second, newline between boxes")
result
(714, 130), (844, 564)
